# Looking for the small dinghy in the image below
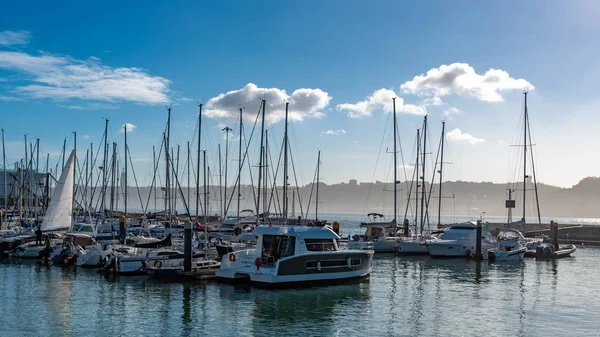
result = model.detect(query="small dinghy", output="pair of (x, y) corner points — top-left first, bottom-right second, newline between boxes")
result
(535, 243), (576, 260)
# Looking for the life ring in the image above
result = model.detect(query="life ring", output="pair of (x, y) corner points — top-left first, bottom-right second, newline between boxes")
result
(228, 254), (236, 262)
(254, 257), (262, 270)
(154, 260), (163, 268)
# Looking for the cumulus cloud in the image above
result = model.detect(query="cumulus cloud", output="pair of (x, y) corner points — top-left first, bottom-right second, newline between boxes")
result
(444, 107), (460, 117)
(120, 123), (136, 133)
(420, 96), (444, 106)
(0, 30), (31, 46)
(401, 63), (533, 102)
(0, 50), (171, 104)
(321, 129), (346, 136)
(204, 83), (331, 124)
(446, 128), (484, 144)
(336, 88), (426, 118)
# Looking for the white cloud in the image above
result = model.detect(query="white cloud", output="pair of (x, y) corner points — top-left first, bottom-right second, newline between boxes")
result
(421, 96), (444, 106)
(120, 123), (136, 133)
(401, 63), (533, 102)
(0, 30), (31, 46)
(444, 107), (460, 117)
(83, 135), (91, 140)
(0, 50), (171, 104)
(446, 128), (484, 144)
(336, 88), (426, 118)
(204, 83), (331, 124)
(321, 129), (346, 136)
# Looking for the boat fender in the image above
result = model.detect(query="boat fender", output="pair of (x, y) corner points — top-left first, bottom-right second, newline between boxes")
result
(154, 260), (162, 268)
(229, 254), (236, 262)
(255, 257), (262, 270)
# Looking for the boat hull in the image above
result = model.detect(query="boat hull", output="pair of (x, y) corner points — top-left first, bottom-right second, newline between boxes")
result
(216, 250), (373, 287)
(399, 240), (429, 255)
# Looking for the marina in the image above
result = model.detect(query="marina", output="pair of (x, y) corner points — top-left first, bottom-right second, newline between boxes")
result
(1, 236), (598, 336)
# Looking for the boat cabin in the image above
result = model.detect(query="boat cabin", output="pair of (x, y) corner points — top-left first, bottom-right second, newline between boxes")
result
(254, 226), (340, 266)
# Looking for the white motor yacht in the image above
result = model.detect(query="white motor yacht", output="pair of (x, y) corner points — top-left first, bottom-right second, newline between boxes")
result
(426, 222), (498, 258)
(217, 225), (373, 287)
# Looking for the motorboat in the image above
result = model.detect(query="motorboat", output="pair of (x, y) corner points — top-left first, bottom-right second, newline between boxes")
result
(348, 214), (401, 252)
(487, 233), (527, 261)
(216, 225), (373, 287)
(105, 247), (207, 276)
(146, 258), (221, 281)
(426, 222), (498, 258)
(535, 243), (576, 260)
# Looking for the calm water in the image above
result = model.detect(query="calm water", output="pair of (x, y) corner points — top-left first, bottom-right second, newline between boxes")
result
(1, 245), (599, 337)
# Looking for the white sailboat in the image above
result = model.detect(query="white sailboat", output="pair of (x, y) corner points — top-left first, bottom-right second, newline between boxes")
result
(10, 151), (75, 258)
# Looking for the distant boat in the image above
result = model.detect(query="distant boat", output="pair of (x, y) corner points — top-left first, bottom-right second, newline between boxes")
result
(425, 222), (498, 258)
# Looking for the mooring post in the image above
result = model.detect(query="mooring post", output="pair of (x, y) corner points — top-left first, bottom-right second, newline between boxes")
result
(551, 220), (559, 251)
(474, 221), (483, 260)
(119, 216), (126, 244)
(184, 222), (192, 272)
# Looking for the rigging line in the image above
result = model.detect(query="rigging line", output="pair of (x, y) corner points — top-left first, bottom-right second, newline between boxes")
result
(403, 132), (419, 221)
(266, 133), (284, 217)
(361, 109), (392, 218)
(126, 146), (145, 214)
(167, 146), (194, 222)
(289, 143), (304, 217)
(304, 153), (319, 220)
(527, 111), (542, 225)
(423, 132), (443, 229)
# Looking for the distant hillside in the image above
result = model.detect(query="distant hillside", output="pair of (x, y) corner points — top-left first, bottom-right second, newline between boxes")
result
(81, 176), (600, 219)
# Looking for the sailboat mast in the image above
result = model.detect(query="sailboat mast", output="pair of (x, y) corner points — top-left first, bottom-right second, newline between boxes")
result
(522, 91), (528, 222)
(316, 150), (321, 221)
(237, 108), (243, 221)
(415, 129), (420, 233)
(218, 143), (222, 219)
(203, 150), (208, 251)
(420, 116), (427, 233)
(257, 100), (266, 224)
(392, 97), (398, 231)
(166, 107), (171, 224)
(101, 119), (109, 222)
(124, 124), (128, 219)
(223, 125), (232, 218)
(437, 121), (445, 226)
(196, 104), (202, 224)
(35, 138), (39, 220)
(187, 141), (190, 213)
(1, 128), (5, 224)
(283, 102), (289, 221)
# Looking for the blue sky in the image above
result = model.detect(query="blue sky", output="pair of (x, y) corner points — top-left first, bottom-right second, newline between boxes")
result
(1, 1), (599, 189)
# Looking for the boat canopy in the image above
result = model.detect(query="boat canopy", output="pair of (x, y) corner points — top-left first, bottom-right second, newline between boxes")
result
(359, 222), (394, 229)
(254, 225), (340, 239)
(367, 213), (385, 218)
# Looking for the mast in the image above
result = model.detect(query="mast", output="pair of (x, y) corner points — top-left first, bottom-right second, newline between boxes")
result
(316, 150), (321, 221)
(522, 91), (528, 223)
(110, 142), (116, 216)
(420, 115), (427, 233)
(218, 143), (222, 219)
(187, 141), (190, 211)
(415, 129), (420, 233)
(437, 121), (445, 227)
(89, 142), (93, 213)
(72, 131), (76, 226)
(283, 102), (289, 221)
(44, 153), (49, 214)
(35, 138), (40, 220)
(175, 145), (180, 216)
(196, 104), (202, 224)
(166, 107), (171, 224)
(153, 145), (157, 213)
(264, 130), (268, 217)
(257, 100), (266, 224)
(392, 97), (398, 231)
(223, 125), (232, 218)
(1, 128), (5, 224)
(203, 150), (208, 251)
(124, 124), (128, 219)
(101, 119), (109, 222)
(237, 108), (243, 221)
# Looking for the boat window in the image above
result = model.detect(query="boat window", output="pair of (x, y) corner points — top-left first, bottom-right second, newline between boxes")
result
(305, 239), (337, 252)
(283, 237), (295, 257)
(261, 235), (286, 261)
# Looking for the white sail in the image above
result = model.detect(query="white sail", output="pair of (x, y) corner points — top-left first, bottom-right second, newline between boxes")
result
(41, 151), (75, 231)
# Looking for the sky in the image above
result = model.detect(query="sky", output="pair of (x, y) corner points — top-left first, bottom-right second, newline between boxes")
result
(1, 1), (600, 190)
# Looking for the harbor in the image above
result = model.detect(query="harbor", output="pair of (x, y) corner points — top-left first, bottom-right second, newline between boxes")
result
(1, 239), (598, 336)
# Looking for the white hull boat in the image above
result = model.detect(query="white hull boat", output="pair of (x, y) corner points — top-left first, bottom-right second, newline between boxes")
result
(217, 225), (373, 287)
